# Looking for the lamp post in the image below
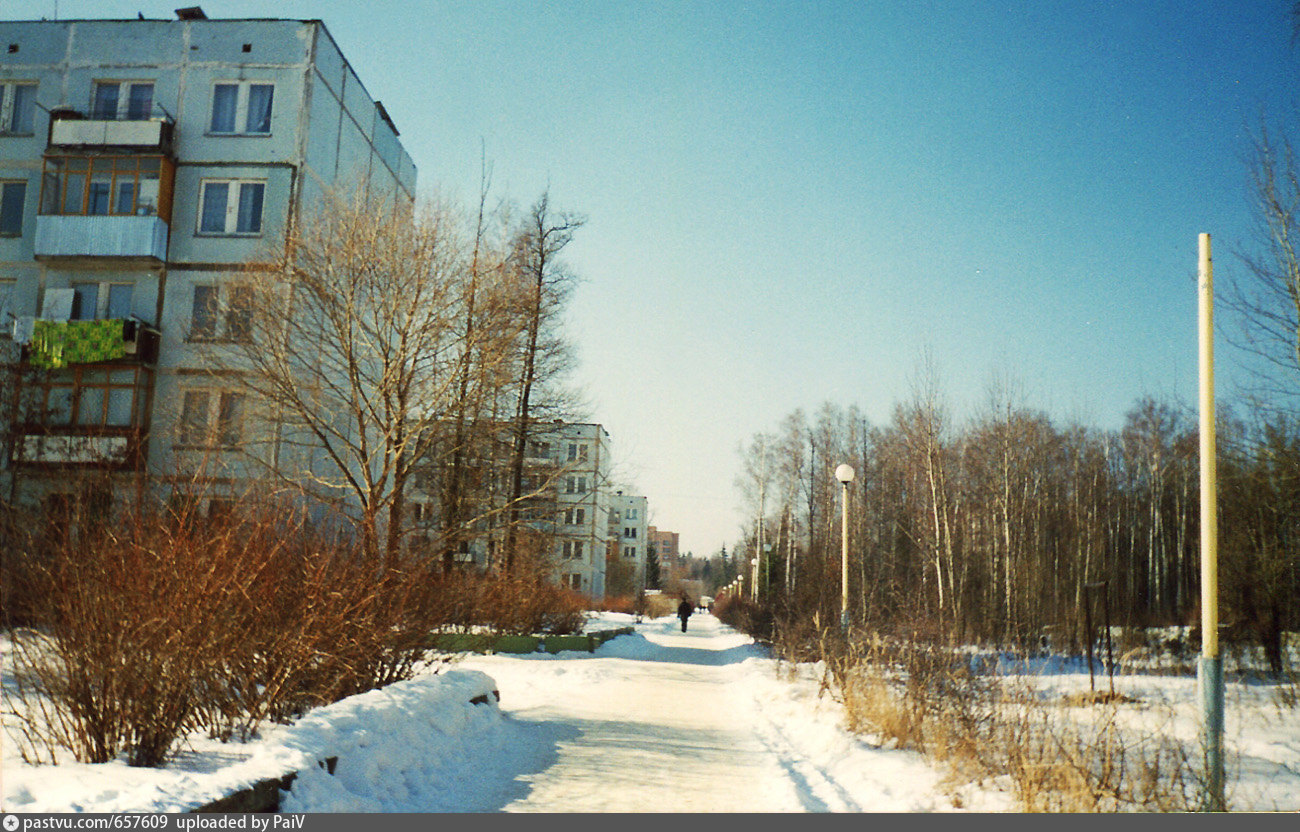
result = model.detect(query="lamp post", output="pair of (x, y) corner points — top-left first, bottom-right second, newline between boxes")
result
(835, 463), (855, 632)
(750, 556), (759, 602)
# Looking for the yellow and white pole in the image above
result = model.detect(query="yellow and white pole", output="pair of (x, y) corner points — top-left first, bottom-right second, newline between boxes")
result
(835, 463), (855, 631)
(1198, 232), (1225, 811)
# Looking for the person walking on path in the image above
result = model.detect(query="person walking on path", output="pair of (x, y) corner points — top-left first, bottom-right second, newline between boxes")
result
(677, 596), (694, 632)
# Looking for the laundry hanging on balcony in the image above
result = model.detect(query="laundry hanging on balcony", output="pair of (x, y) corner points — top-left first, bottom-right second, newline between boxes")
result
(29, 319), (128, 369)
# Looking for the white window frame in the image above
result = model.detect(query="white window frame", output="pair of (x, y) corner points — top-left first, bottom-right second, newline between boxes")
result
(198, 178), (265, 236)
(561, 540), (584, 561)
(623, 545), (637, 559)
(0, 82), (37, 135)
(208, 81), (274, 135)
(70, 280), (132, 321)
(178, 388), (245, 448)
(91, 80), (155, 120)
(188, 283), (253, 342)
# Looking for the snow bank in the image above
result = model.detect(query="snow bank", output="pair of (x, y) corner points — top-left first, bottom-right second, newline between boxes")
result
(2, 669), (501, 813)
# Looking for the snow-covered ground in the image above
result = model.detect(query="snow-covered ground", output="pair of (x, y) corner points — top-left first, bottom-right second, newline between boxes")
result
(3, 613), (1297, 812)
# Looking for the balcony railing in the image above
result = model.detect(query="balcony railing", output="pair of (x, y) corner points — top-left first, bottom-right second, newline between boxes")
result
(12, 426), (145, 469)
(13, 317), (160, 367)
(34, 214), (169, 262)
(48, 112), (175, 154)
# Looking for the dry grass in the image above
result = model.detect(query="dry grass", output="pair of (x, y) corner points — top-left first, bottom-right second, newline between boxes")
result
(786, 625), (1202, 812)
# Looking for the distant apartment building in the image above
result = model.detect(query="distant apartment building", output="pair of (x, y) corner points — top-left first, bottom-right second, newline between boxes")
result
(409, 420), (615, 598)
(647, 526), (680, 584)
(0, 11), (415, 519)
(607, 491), (647, 593)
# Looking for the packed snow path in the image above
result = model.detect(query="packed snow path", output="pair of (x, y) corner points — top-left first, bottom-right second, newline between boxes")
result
(469, 614), (864, 812)
(274, 612), (963, 812)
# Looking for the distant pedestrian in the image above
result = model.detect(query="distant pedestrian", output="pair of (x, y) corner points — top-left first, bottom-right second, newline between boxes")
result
(677, 596), (694, 632)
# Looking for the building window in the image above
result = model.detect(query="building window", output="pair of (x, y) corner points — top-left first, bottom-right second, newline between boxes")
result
(0, 82), (36, 134)
(627, 508), (637, 520)
(0, 181), (25, 235)
(567, 442), (589, 462)
(0, 278), (14, 329)
(40, 156), (167, 218)
(70, 281), (132, 321)
(189, 284), (254, 342)
(210, 82), (273, 134)
(91, 81), (155, 120)
(33, 366), (148, 428)
(179, 389), (244, 447)
(564, 476), (586, 494)
(624, 527), (638, 539)
(199, 179), (264, 235)
(564, 573), (582, 591)
(624, 545), (637, 559)
(561, 540), (584, 560)
(564, 507), (585, 526)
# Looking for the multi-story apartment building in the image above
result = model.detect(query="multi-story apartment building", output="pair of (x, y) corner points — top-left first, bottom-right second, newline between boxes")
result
(408, 420), (615, 597)
(647, 526), (681, 586)
(607, 491), (647, 594)
(0, 11), (415, 518)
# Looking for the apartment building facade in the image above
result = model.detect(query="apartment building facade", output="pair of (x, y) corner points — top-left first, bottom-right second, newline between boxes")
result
(647, 526), (680, 587)
(407, 420), (616, 597)
(0, 12), (415, 517)
(608, 491), (648, 594)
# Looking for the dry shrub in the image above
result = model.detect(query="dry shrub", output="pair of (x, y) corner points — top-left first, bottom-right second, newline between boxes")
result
(4, 493), (452, 766)
(428, 562), (587, 636)
(598, 594), (636, 615)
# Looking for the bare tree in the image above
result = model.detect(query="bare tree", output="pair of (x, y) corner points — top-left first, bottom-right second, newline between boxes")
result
(502, 191), (584, 570)
(1225, 125), (1300, 413)
(201, 190), (509, 563)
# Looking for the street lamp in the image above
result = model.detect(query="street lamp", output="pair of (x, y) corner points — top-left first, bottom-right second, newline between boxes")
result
(835, 463), (855, 631)
(750, 556), (759, 602)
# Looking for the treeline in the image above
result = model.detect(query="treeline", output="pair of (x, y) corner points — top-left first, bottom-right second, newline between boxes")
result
(734, 382), (1300, 673)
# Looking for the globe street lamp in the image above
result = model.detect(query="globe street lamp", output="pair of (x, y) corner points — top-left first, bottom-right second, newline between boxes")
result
(835, 463), (855, 631)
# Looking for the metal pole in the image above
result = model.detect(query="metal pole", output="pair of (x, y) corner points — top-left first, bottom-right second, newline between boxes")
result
(840, 479), (850, 631)
(1198, 232), (1225, 811)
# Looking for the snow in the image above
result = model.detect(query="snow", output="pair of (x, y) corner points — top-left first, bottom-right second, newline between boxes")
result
(3, 613), (1298, 813)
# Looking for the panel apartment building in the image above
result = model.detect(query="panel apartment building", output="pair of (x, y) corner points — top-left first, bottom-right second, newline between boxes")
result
(409, 421), (617, 598)
(0, 11), (415, 519)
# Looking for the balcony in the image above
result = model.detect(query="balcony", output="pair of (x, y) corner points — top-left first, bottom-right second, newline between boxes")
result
(14, 316), (160, 368)
(12, 427), (145, 469)
(34, 214), (169, 262)
(48, 113), (174, 154)
(9, 360), (154, 470)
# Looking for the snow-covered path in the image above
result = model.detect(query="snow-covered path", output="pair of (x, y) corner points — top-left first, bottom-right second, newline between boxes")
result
(475, 614), (859, 812)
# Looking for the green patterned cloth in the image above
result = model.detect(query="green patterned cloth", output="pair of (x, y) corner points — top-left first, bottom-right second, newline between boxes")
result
(30, 319), (128, 369)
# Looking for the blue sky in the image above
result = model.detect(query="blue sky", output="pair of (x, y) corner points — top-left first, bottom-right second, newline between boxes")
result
(17, 1), (1298, 557)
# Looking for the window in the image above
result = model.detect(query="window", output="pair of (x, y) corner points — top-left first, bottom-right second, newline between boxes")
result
(33, 366), (148, 428)
(0, 82), (36, 134)
(564, 507), (585, 526)
(91, 81), (154, 120)
(199, 179), (264, 234)
(0, 181), (25, 235)
(189, 284), (253, 342)
(40, 156), (166, 217)
(561, 541), (584, 561)
(179, 389), (244, 446)
(209, 82), (273, 134)
(567, 443), (589, 462)
(624, 527), (637, 539)
(0, 278), (15, 330)
(624, 546), (637, 559)
(71, 281), (132, 320)
(564, 574), (582, 590)
(627, 508), (637, 520)
(565, 475), (587, 495)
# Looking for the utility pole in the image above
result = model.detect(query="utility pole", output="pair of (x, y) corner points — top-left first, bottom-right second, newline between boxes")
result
(1198, 232), (1225, 811)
